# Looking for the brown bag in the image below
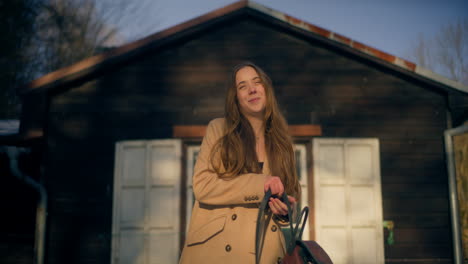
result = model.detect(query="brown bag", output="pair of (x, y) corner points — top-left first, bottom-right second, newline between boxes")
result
(281, 240), (333, 264)
(255, 190), (333, 264)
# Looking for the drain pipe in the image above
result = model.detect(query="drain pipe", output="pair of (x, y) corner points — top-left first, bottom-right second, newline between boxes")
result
(444, 125), (468, 264)
(4, 146), (47, 264)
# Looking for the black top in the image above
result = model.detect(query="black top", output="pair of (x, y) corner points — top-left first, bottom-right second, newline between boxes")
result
(259, 162), (264, 170)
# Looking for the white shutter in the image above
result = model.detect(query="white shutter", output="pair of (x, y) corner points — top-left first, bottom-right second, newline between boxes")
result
(313, 138), (384, 264)
(295, 144), (309, 240)
(112, 140), (181, 264)
(185, 146), (200, 232)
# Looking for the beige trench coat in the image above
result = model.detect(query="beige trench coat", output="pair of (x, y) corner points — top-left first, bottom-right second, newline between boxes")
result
(179, 118), (287, 264)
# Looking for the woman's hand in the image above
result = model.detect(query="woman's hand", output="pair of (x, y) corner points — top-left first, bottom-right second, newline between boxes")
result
(269, 196), (296, 216)
(264, 175), (284, 196)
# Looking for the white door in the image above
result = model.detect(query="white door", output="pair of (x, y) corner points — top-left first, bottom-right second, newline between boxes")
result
(112, 140), (181, 264)
(313, 138), (384, 264)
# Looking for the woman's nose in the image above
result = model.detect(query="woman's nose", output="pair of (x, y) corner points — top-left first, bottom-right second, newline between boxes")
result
(248, 83), (257, 94)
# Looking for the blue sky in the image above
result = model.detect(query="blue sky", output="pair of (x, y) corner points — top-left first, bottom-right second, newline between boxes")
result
(116, 0), (467, 69)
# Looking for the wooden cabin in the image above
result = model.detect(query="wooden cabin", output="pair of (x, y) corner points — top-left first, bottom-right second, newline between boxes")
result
(2, 1), (468, 263)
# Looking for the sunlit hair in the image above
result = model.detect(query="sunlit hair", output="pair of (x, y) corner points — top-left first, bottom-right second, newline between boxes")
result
(209, 61), (300, 199)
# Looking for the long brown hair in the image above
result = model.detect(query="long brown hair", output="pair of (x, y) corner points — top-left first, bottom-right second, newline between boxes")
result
(210, 62), (300, 199)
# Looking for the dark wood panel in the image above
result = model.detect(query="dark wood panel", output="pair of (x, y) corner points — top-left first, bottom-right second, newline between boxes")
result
(44, 157), (114, 197)
(381, 169), (447, 184)
(0, 243), (34, 264)
(382, 213), (450, 228)
(385, 259), (451, 264)
(383, 183), (448, 198)
(281, 99), (447, 115)
(384, 244), (452, 259)
(0, 151), (40, 264)
(46, 221), (110, 264)
(392, 228), (451, 243)
(380, 155), (445, 170)
(45, 200), (112, 259)
(50, 96), (224, 114)
(383, 197), (449, 214)
(322, 125), (445, 139)
(380, 140), (444, 155)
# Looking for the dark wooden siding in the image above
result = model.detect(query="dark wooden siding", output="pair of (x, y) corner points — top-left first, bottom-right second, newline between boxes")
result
(42, 17), (451, 263)
(0, 148), (41, 264)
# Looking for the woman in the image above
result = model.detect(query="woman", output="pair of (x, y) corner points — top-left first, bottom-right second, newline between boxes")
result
(179, 62), (300, 264)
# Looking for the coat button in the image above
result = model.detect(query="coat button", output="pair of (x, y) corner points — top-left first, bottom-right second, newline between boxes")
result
(231, 214), (237, 221)
(271, 225), (277, 232)
(225, 244), (231, 252)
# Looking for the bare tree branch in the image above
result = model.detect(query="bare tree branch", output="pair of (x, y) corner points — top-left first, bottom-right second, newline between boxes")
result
(409, 19), (468, 85)
(1, 0), (159, 118)
(27, 0), (147, 75)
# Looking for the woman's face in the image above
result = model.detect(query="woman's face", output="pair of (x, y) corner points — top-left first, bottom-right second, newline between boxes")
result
(235, 66), (266, 118)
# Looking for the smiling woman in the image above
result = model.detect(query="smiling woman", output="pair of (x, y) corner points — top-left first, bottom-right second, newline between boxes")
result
(235, 67), (266, 118)
(179, 62), (301, 263)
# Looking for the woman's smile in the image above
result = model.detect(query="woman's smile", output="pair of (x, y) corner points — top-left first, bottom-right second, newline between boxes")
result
(248, 97), (261, 103)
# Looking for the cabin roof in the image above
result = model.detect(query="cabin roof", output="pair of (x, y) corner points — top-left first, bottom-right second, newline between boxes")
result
(20, 0), (468, 95)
